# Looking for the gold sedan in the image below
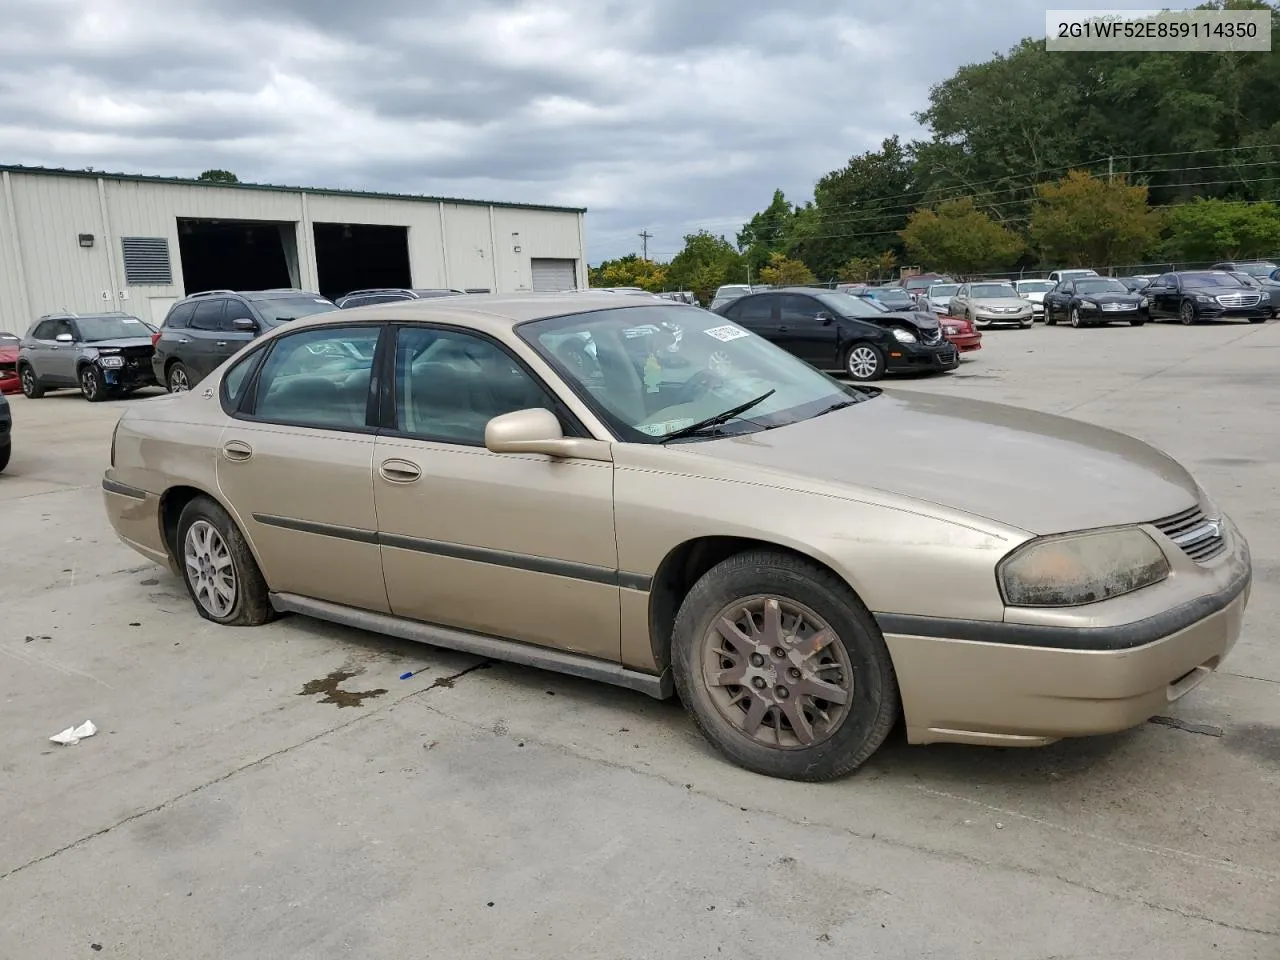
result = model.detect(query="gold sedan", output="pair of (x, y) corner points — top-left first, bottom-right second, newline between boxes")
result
(103, 294), (1251, 780)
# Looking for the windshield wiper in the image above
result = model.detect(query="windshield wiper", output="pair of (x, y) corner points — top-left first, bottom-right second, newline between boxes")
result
(660, 389), (776, 443)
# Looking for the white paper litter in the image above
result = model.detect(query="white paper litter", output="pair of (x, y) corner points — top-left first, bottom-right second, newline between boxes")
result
(50, 720), (97, 745)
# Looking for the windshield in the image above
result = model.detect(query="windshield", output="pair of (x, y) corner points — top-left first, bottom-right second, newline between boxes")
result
(1075, 279), (1129, 294)
(76, 315), (150, 341)
(927, 284), (959, 297)
(905, 276), (951, 291)
(816, 291), (890, 316)
(970, 283), (1018, 298)
(867, 288), (914, 304)
(521, 305), (868, 444)
(714, 286), (751, 300)
(1182, 272), (1247, 288)
(251, 296), (337, 324)
(1016, 281), (1054, 293)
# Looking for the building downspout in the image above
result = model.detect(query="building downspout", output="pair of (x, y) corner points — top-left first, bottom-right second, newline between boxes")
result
(437, 201), (451, 288)
(576, 211), (586, 290)
(96, 178), (123, 310)
(486, 205), (500, 292)
(1, 171), (31, 321)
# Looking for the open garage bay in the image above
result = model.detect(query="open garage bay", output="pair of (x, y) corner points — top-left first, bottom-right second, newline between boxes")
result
(1, 322), (1277, 958)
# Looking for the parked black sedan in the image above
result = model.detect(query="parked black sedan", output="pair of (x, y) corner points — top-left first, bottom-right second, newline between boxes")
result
(712, 287), (957, 381)
(1043, 277), (1146, 327)
(1143, 271), (1271, 325)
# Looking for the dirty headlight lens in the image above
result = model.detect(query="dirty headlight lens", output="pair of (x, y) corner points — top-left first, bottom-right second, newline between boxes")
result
(98, 356), (124, 368)
(998, 528), (1170, 607)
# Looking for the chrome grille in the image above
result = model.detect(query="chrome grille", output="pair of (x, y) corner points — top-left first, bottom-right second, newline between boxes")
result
(1152, 505), (1226, 563)
(1215, 292), (1262, 308)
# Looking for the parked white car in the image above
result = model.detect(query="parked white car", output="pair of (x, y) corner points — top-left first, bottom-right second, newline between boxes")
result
(1013, 279), (1056, 319)
(1047, 268), (1099, 284)
(923, 283), (961, 313)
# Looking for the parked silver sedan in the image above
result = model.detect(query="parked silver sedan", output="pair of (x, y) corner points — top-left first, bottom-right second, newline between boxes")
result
(949, 282), (1036, 328)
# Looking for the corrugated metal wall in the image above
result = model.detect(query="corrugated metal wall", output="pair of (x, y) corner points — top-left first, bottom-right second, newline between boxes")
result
(0, 170), (585, 329)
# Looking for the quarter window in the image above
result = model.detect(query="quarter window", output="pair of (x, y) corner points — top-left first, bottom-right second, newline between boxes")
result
(252, 326), (380, 430)
(165, 302), (196, 329)
(393, 327), (556, 445)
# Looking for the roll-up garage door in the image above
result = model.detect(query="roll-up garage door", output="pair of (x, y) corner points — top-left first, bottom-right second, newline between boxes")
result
(530, 258), (579, 292)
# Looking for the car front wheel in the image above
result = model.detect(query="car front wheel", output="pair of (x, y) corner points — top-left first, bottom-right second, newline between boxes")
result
(671, 550), (899, 781)
(1180, 301), (1198, 325)
(844, 343), (885, 381)
(1070, 307), (1084, 328)
(176, 496), (274, 626)
(79, 365), (107, 402)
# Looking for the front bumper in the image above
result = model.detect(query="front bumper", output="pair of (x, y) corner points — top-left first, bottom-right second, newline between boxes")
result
(974, 311), (1034, 325)
(1078, 304), (1142, 321)
(1197, 304), (1272, 321)
(943, 331), (982, 352)
(885, 340), (958, 373)
(98, 360), (157, 391)
(878, 518), (1251, 747)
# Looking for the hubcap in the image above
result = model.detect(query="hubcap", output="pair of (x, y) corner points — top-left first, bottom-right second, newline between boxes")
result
(170, 367), (189, 392)
(847, 347), (878, 379)
(183, 520), (237, 618)
(701, 596), (853, 749)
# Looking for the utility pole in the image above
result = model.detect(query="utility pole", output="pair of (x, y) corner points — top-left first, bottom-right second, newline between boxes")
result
(638, 230), (652, 261)
(1108, 156), (1114, 181)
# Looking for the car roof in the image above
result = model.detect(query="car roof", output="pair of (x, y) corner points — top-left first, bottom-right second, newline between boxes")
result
(291, 292), (688, 336)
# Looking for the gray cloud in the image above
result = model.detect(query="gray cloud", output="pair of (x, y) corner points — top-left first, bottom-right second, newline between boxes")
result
(0, 0), (1178, 262)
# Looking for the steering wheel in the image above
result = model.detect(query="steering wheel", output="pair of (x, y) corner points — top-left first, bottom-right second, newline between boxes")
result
(672, 368), (722, 405)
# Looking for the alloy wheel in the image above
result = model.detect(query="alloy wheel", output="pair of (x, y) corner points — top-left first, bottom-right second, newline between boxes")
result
(168, 364), (190, 392)
(183, 520), (237, 619)
(1070, 307), (1081, 328)
(21, 368), (36, 396)
(80, 367), (101, 400)
(846, 345), (880, 380)
(700, 595), (853, 749)
(1180, 302), (1196, 325)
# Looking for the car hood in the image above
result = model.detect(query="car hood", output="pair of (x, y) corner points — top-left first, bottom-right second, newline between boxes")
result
(85, 338), (155, 350)
(0, 345), (17, 361)
(1078, 292), (1142, 305)
(971, 297), (1029, 310)
(1183, 285), (1261, 297)
(868, 310), (940, 331)
(699, 390), (1199, 535)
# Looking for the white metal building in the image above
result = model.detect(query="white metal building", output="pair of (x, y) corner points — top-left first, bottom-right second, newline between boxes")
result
(0, 165), (587, 329)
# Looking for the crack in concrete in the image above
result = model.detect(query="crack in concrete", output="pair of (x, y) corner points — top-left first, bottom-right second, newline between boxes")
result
(0, 659), (493, 884)
(409, 699), (1280, 941)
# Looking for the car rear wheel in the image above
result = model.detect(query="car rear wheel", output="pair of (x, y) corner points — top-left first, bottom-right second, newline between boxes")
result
(167, 361), (191, 393)
(1180, 301), (1197, 326)
(19, 365), (44, 398)
(176, 496), (274, 626)
(844, 343), (885, 381)
(671, 550), (899, 781)
(79, 365), (107, 402)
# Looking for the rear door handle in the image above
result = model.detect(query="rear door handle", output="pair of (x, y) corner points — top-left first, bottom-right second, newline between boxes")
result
(215, 341), (227, 347)
(379, 459), (421, 483)
(222, 440), (253, 462)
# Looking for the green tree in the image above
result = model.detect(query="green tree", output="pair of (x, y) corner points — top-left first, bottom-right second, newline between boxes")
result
(900, 198), (1024, 274)
(588, 254), (668, 291)
(836, 257), (875, 282)
(738, 189), (801, 273)
(1030, 171), (1163, 267)
(667, 230), (745, 301)
(758, 252), (816, 286)
(197, 169), (239, 184)
(1162, 198), (1280, 261)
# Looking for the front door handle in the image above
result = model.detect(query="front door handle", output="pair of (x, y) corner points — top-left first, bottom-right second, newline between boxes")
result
(379, 459), (421, 483)
(216, 341), (227, 347)
(777, 325), (790, 332)
(177, 338), (192, 344)
(222, 440), (253, 462)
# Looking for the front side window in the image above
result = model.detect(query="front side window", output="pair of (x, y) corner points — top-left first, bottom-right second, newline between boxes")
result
(74, 315), (148, 342)
(521, 305), (868, 444)
(251, 326), (380, 430)
(190, 300), (225, 331)
(393, 327), (556, 445)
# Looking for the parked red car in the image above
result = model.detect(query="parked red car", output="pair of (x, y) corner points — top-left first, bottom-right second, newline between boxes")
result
(938, 314), (982, 353)
(0, 332), (20, 394)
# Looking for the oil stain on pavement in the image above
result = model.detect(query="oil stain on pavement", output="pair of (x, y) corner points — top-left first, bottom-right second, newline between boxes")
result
(298, 669), (388, 708)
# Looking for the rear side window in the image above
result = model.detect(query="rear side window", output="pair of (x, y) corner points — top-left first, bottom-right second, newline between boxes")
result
(191, 300), (225, 331)
(165, 302), (196, 329)
(250, 326), (381, 430)
(735, 296), (774, 327)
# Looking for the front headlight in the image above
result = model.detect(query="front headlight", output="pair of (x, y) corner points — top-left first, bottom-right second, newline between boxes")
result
(98, 356), (124, 368)
(1196, 294), (1215, 303)
(998, 528), (1170, 607)
(892, 327), (917, 343)
(1080, 300), (1097, 309)
(944, 325), (959, 335)
(1140, 297), (1149, 307)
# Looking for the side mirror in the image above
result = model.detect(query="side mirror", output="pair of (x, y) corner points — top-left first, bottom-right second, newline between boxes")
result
(232, 318), (258, 332)
(484, 408), (612, 462)
(814, 311), (833, 324)
(55, 333), (74, 343)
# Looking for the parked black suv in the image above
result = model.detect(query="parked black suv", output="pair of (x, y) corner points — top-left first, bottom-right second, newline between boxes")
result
(334, 288), (465, 309)
(713, 287), (956, 381)
(18, 312), (157, 401)
(152, 289), (337, 392)
(1143, 271), (1271, 325)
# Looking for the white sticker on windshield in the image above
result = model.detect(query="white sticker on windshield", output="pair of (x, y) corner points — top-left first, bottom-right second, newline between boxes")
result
(704, 324), (749, 342)
(122, 318), (141, 324)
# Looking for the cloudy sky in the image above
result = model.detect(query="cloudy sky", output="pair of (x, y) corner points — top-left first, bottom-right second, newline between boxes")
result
(0, 0), (1173, 262)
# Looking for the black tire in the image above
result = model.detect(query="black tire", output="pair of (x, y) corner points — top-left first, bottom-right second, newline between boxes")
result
(175, 496), (275, 626)
(1248, 317), (1267, 323)
(1180, 301), (1197, 326)
(670, 550), (900, 781)
(0, 442), (9, 474)
(167, 361), (192, 393)
(1130, 315), (1146, 326)
(1069, 306), (1084, 328)
(79, 364), (108, 402)
(843, 342), (885, 382)
(19, 364), (44, 398)
(1045, 309), (1057, 326)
